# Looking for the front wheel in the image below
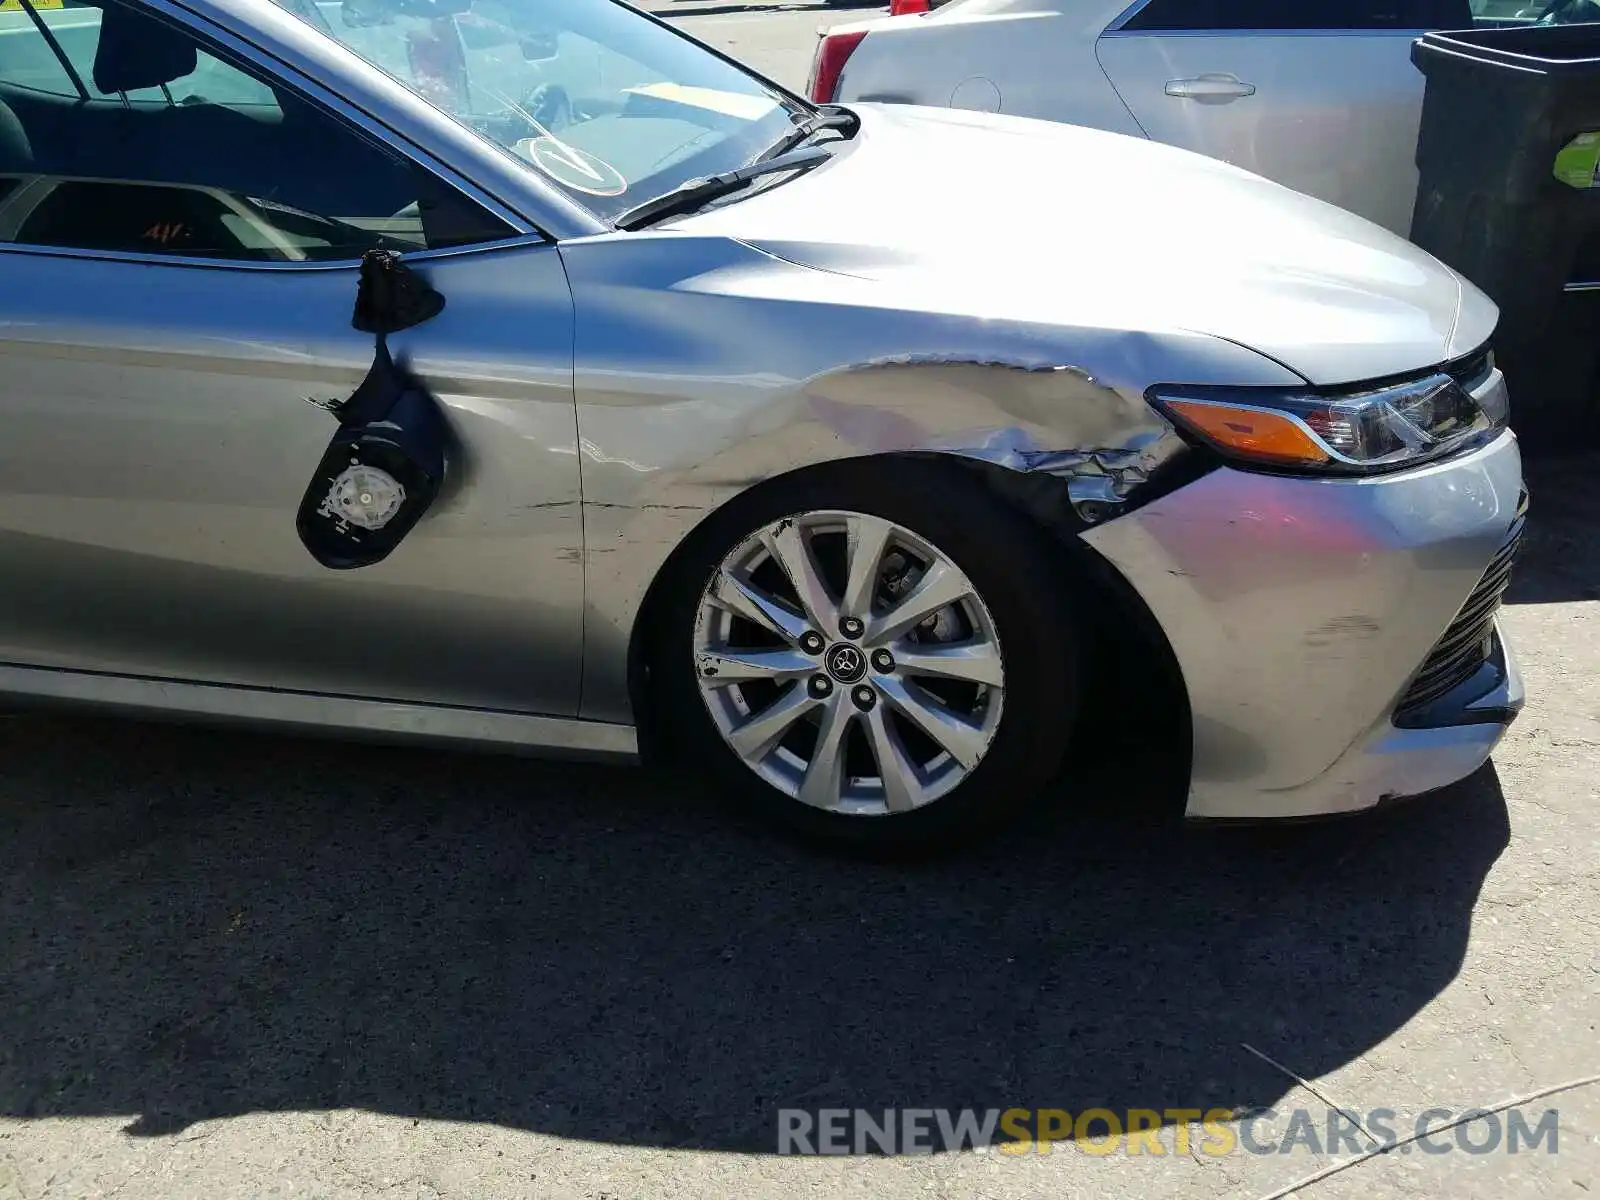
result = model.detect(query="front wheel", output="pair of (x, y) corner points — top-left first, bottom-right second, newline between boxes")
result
(651, 459), (1083, 852)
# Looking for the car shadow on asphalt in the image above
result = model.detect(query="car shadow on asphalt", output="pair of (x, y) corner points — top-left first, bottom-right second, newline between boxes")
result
(1507, 450), (1600, 605)
(0, 713), (1510, 1152)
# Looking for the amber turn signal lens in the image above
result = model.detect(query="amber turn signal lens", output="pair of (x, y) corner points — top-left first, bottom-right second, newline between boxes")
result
(1163, 399), (1332, 467)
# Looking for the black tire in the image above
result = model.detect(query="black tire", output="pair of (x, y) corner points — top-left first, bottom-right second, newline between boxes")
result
(649, 457), (1083, 854)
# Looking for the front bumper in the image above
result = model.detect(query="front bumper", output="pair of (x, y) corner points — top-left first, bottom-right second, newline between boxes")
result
(1232, 620), (1523, 820)
(1083, 427), (1525, 820)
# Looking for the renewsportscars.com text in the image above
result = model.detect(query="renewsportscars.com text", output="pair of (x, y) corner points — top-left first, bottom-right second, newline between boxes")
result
(776, 1106), (1561, 1157)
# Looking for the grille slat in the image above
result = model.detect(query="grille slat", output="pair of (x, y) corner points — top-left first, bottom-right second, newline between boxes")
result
(1395, 517), (1525, 716)
(1408, 643), (1491, 698)
(1416, 627), (1490, 674)
(1415, 626), (1492, 678)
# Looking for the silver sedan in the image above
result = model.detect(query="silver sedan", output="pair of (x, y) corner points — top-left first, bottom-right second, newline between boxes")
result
(811, 0), (1600, 237)
(0, 0), (1525, 849)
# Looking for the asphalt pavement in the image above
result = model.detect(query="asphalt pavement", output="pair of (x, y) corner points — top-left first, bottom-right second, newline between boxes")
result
(2, 9), (1599, 1199)
(3, 472), (1596, 1200)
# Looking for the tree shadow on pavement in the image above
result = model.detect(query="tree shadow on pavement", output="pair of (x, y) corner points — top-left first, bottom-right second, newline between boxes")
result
(0, 713), (1510, 1151)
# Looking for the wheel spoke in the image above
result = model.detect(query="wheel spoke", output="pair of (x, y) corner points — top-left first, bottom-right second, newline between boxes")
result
(839, 514), (897, 621)
(696, 647), (816, 688)
(727, 685), (820, 761)
(893, 640), (1005, 688)
(697, 507), (1004, 819)
(762, 521), (838, 639)
(865, 560), (972, 647)
(708, 570), (809, 645)
(877, 676), (990, 770)
(797, 700), (855, 809)
(862, 704), (923, 813)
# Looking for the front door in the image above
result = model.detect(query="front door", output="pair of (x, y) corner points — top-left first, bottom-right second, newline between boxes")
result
(0, 0), (584, 715)
(1096, 0), (1474, 235)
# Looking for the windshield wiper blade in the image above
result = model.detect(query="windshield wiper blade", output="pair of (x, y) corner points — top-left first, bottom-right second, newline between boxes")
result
(758, 104), (860, 162)
(614, 145), (835, 231)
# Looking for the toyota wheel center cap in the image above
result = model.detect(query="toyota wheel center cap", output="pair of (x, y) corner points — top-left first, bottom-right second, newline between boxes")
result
(825, 644), (868, 684)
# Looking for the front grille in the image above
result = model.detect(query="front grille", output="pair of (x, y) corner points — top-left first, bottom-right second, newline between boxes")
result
(1395, 512), (1525, 717)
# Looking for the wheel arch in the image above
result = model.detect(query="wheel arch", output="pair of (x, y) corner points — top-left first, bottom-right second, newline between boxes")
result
(624, 450), (1192, 819)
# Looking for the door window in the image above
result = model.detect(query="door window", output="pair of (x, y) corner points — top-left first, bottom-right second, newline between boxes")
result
(1120, 0), (1473, 29)
(0, 0), (514, 260)
(1472, 0), (1600, 21)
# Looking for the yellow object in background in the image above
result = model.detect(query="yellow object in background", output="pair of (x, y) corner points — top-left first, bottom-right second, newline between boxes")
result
(623, 82), (779, 122)
(1554, 132), (1600, 190)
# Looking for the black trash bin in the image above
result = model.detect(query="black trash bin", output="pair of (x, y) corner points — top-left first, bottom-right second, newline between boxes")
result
(1410, 24), (1600, 450)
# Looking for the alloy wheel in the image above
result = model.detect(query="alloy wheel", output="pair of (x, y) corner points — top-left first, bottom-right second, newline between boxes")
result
(692, 510), (1006, 816)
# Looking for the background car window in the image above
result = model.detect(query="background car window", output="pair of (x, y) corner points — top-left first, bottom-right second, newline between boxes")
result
(1121, 0), (1474, 29)
(270, 0), (802, 223)
(0, 0), (514, 260)
(1471, 0), (1600, 20)
(0, 0), (277, 102)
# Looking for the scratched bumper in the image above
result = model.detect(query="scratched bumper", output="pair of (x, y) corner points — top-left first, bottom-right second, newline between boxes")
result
(1083, 429), (1525, 820)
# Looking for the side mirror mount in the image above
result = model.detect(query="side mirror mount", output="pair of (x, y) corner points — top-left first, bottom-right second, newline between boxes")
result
(296, 251), (453, 571)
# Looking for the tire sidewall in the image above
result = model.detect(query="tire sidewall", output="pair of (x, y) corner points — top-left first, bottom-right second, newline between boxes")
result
(651, 458), (1082, 852)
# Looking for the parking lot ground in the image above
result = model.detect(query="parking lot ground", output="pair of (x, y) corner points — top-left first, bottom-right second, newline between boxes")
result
(1, 446), (1596, 1200)
(638, 0), (878, 89)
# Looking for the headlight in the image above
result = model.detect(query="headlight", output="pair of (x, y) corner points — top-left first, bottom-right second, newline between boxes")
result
(1149, 362), (1508, 475)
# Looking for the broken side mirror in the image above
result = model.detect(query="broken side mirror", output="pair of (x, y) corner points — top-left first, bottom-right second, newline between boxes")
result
(296, 250), (452, 570)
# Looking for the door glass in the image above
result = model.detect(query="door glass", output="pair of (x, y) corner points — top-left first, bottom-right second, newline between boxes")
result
(1121, 0), (1465, 28)
(269, 0), (807, 222)
(0, 0), (277, 102)
(1472, 0), (1600, 20)
(0, 0), (514, 260)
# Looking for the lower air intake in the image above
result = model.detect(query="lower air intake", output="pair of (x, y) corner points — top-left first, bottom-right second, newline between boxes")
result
(1395, 512), (1525, 719)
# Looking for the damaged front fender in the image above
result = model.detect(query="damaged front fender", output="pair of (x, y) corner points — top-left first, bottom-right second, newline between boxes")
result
(563, 233), (1305, 722)
(920, 423), (1192, 525)
(800, 355), (1191, 525)
(579, 351), (1230, 723)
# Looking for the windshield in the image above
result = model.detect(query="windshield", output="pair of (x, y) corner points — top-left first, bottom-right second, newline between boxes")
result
(271, 0), (807, 223)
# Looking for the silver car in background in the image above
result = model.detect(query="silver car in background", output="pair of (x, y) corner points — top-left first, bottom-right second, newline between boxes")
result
(0, 0), (1524, 849)
(811, 0), (1600, 236)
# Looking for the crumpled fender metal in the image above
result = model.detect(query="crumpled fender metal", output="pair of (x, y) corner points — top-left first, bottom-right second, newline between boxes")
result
(563, 234), (1303, 724)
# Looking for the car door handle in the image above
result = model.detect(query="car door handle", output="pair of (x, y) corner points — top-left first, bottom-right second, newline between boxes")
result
(1165, 74), (1257, 101)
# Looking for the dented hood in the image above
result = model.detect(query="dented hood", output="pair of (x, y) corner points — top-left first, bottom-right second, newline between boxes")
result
(672, 104), (1491, 387)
